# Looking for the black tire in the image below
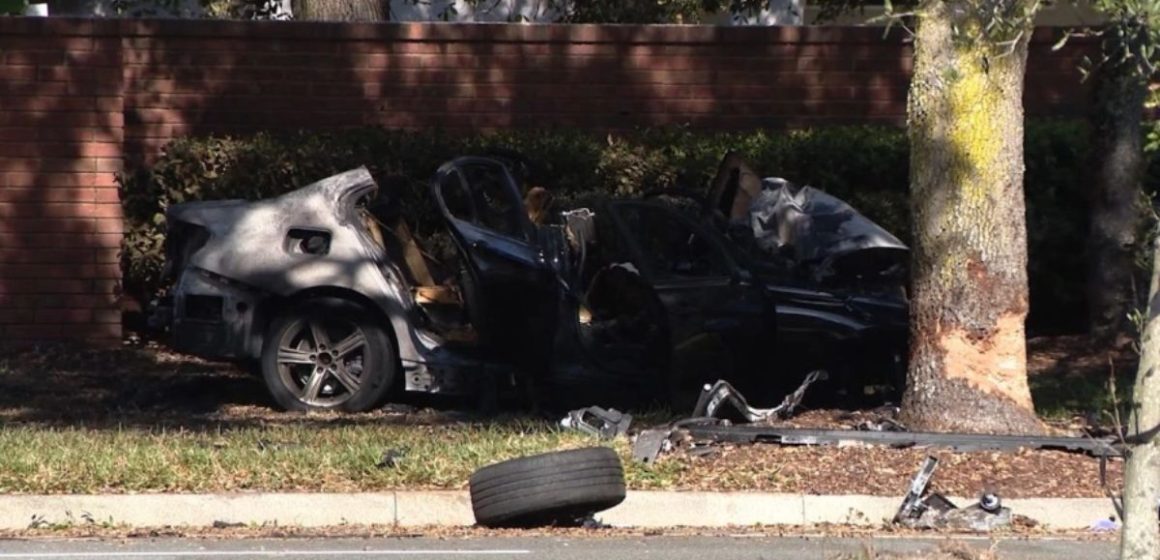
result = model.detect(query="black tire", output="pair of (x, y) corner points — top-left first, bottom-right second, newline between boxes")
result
(260, 298), (396, 413)
(469, 447), (626, 528)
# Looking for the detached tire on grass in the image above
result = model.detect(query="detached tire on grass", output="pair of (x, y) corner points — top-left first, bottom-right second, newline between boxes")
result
(469, 447), (627, 528)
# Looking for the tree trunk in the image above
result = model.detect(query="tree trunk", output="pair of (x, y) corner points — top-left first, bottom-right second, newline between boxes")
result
(1121, 235), (1160, 560)
(291, 0), (388, 21)
(1087, 51), (1148, 345)
(901, 0), (1045, 434)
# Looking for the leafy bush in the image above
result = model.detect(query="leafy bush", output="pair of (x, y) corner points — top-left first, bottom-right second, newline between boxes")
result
(1023, 119), (1093, 333)
(121, 122), (1104, 333)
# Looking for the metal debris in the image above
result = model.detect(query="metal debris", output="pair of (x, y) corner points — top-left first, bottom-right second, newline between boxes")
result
(853, 405), (906, 432)
(684, 424), (1121, 456)
(894, 456), (939, 523)
(377, 448), (407, 469)
(855, 418), (907, 432)
(693, 370), (827, 423)
(560, 406), (633, 440)
(579, 515), (609, 529)
(632, 429), (675, 464)
(893, 456), (1013, 532)
(381, 403), (418, 415)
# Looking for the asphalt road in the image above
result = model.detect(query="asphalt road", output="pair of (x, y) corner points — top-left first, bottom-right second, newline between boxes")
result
(0, 536), (1116, 560)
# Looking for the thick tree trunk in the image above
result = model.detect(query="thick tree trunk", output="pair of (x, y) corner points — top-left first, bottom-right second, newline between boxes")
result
(291, 0), (388, 21)
(901, 0), (1045, 434)
(1087, 56), (1148, 344)
(1121, 236), (1160, 560)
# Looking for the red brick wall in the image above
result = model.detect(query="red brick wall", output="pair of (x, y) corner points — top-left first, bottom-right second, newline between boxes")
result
(0, 19), (124, 345)
(0, 18), (1093, 345)
(117, 22), (1092, 162)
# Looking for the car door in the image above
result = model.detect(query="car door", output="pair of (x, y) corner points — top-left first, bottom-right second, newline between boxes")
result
(431, 157), (557, 358)
(605, 201), (778, 406)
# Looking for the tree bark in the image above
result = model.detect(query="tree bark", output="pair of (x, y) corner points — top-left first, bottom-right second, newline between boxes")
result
(291, 0), (388, 21)
(1121, 235), (1160, 560)
(1087, 51), (1148, 345)
(901, 0), (1046, 434)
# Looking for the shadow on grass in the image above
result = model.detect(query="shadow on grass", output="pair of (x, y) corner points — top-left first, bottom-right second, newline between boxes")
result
(0, 342), (685, 433)
(5, 333), (1139, 433)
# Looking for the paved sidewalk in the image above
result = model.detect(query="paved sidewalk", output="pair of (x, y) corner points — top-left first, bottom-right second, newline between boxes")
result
(0, 492), (1118, 531)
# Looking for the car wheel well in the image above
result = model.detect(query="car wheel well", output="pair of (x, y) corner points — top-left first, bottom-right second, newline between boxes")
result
(254, 287), (400, 365)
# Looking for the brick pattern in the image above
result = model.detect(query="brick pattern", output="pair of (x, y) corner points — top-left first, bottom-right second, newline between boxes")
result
(117, 23), (1093, 162)
(0, 18), (1095, 345)
(0, 19), (124, 345)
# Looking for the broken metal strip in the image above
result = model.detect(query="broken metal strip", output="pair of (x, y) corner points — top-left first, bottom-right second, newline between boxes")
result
(683, 425), (1122, 457)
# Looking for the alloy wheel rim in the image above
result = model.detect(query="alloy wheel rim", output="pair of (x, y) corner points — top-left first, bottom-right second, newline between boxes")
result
(275, 317), (368, 407)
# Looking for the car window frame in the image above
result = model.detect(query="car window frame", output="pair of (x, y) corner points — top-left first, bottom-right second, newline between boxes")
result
(605, 200), (742, 285)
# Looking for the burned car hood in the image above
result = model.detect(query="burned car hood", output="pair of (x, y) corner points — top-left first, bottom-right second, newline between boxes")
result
(750, 178), (908, 274)
(708, 152), (908, 285)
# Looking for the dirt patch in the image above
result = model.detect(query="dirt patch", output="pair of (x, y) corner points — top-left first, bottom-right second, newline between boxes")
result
(1026, 335), (1137, 379)
(0, 335), (1130, 428)
(0, 343), (474, 429)
(0, 344), (262, 426)
(655, 444), (1122, 498)
(1025, 334), (1137, 423)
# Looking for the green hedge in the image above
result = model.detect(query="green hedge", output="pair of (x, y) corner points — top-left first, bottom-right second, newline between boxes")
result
(121, 121), (1102, 333)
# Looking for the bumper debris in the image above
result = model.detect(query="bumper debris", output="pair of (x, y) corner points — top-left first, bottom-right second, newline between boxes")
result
(560, 406), (633, 440)
(692, 370), (828, 423)
(893, 456), (1012, 532)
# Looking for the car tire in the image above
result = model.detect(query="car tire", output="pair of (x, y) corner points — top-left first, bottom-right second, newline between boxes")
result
(261, 298), (396, 413)
(469, 447), (626, 528)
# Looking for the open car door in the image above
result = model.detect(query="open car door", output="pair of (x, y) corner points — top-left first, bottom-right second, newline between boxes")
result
(431, 157), (557, 358)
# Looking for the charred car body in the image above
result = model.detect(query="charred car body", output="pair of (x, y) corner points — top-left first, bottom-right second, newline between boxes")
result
(150, 153), (908, 412)
(700, 153), (909, 400)
(152, 157), (778, 411)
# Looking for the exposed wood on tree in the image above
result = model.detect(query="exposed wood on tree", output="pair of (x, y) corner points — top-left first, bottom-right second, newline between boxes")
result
(291, 0), (388, 21)
(1121, 236), (1160, 560)
(901, 0), (1046, 434)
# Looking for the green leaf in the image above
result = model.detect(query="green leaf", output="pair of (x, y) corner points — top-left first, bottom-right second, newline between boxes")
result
(0, 0), (27, 15)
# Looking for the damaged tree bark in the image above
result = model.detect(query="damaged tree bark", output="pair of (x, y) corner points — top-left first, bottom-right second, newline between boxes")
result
(1120, 235), (1160, 560)
(902, 0), (1046, 435)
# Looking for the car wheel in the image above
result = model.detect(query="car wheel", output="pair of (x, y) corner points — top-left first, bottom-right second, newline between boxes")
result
(469, 447), (626, 528)
(260, 298), (395, 413)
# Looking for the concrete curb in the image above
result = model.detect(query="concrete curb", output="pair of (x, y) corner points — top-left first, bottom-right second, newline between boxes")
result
(0, 492), (1117, 531)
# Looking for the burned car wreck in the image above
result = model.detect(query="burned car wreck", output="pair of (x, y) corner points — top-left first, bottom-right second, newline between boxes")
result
(698, 152), (910, 400)
(150, 153), (908, 412)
